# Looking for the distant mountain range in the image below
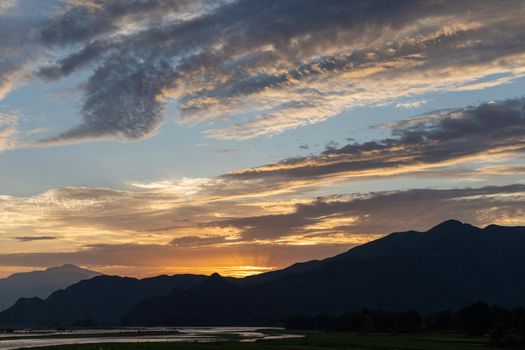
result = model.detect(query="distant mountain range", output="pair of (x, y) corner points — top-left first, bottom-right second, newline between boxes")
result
(1, 220), (525, 327)
(0, 274), (206, 326)
(0, 264), (100, 311)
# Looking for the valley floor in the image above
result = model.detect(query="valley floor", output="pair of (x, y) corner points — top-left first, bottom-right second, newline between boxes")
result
(27, 332), (501, 350)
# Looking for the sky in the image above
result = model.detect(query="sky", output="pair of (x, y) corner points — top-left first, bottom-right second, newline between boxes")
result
(0, 0), (524, 278)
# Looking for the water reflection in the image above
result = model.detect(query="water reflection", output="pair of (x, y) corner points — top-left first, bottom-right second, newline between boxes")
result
(0, 327), (303, 350)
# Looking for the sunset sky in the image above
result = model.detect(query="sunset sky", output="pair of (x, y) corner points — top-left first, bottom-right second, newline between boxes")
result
(0, 0), (524, 277)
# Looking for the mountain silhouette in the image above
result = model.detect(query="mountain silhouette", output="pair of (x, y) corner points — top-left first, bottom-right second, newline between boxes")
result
(0, 264), (99, 311)
(2, 220), (525, 326)
(0, 274), (206, 326)
(123, 220), (525, 325)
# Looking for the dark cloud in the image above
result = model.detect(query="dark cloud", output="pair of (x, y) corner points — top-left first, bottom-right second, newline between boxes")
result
(20, 0), (525, 143)
(325, 141), (340, 151)
(217, 184), (525, 240)
(39, 56), (178, 142)
(170, 235), (230, 248)
(39, 0), (203, 46)
(37, 39), (111, 81)
(11, 236), (58, 242)
(226, 98), (525, 181)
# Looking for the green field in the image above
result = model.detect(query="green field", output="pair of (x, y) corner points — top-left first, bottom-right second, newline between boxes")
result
(29, 332), (502, 350)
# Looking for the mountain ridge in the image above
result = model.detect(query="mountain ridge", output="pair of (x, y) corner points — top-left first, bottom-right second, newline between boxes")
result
(123, 220), (525, 325)
(0, 273), (207, 326)
(2, 220), (525, 326)
(0, 264), (100, 311)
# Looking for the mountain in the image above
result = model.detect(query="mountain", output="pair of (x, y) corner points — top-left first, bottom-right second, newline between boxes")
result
(0, 274), (206, 327)
(239, 259), (325, 285)
(2, 220), (525, 327)
(122, 220), (525, 325)
(0, 264), (100, 311)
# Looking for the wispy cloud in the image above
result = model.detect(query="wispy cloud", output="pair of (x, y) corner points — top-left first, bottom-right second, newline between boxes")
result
(396, 100), (427, 109)
(1, 1), (525, 278)
(2, 0), (525, 144)
(475, 164), (525, 176)
(215, 184), (525, 241)
(0, 0), (17, 15)
(0, 1), (55, 101)
(224, 98), (525, 192)
(0, 112), (18, 151)
(11, 236), (58, 242)
(2, 93), (525, 274)
(1, 99), (521, 256)
(0, 183), (523, 276)
(211, 148), (237, 155)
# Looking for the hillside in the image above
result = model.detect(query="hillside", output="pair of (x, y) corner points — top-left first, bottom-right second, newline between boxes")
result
(0, 264), (100, 311)
(0, 274), (206, 326)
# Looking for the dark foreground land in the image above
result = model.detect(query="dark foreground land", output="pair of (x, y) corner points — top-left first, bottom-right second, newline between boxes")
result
(29, 332), (503, 350)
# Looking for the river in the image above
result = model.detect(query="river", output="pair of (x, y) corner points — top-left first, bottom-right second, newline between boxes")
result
(0, 327), (302, 350)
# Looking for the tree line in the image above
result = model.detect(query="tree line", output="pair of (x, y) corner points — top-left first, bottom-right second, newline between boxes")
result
(285, 301), (525, 348)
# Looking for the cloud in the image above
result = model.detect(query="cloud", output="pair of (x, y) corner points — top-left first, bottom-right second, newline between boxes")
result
(0, 241), (347, 277)
(86, 96), (525, 203)
(2, 0), (522, 144)
(0, 0), (17, 15)
(215, 184), (525, 241)
(454, 75), (516, 91)
(0, 127), (17, 151)
(0, 183), (523, 276)
(38, 0), (209, 47)
(170, 235), (230, 248)
(396, 100), (427, 109)
(11, 236), (58, 242)
(0, 20), (36, 100)
(224, 98), (525, 190)
(3, 98), (524, 257)
(211, 148), (237, 155)
(0, 1), (62, 100)
(38, 57), (178, 143)
(477, 164), (525, 176)
(0, 112), (18, 151)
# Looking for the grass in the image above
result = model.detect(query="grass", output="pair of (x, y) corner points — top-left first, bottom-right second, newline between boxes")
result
(26, 331), (503, 350)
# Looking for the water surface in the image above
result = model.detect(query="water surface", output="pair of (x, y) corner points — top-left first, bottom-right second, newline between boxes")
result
(0, 327), (302, 350)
